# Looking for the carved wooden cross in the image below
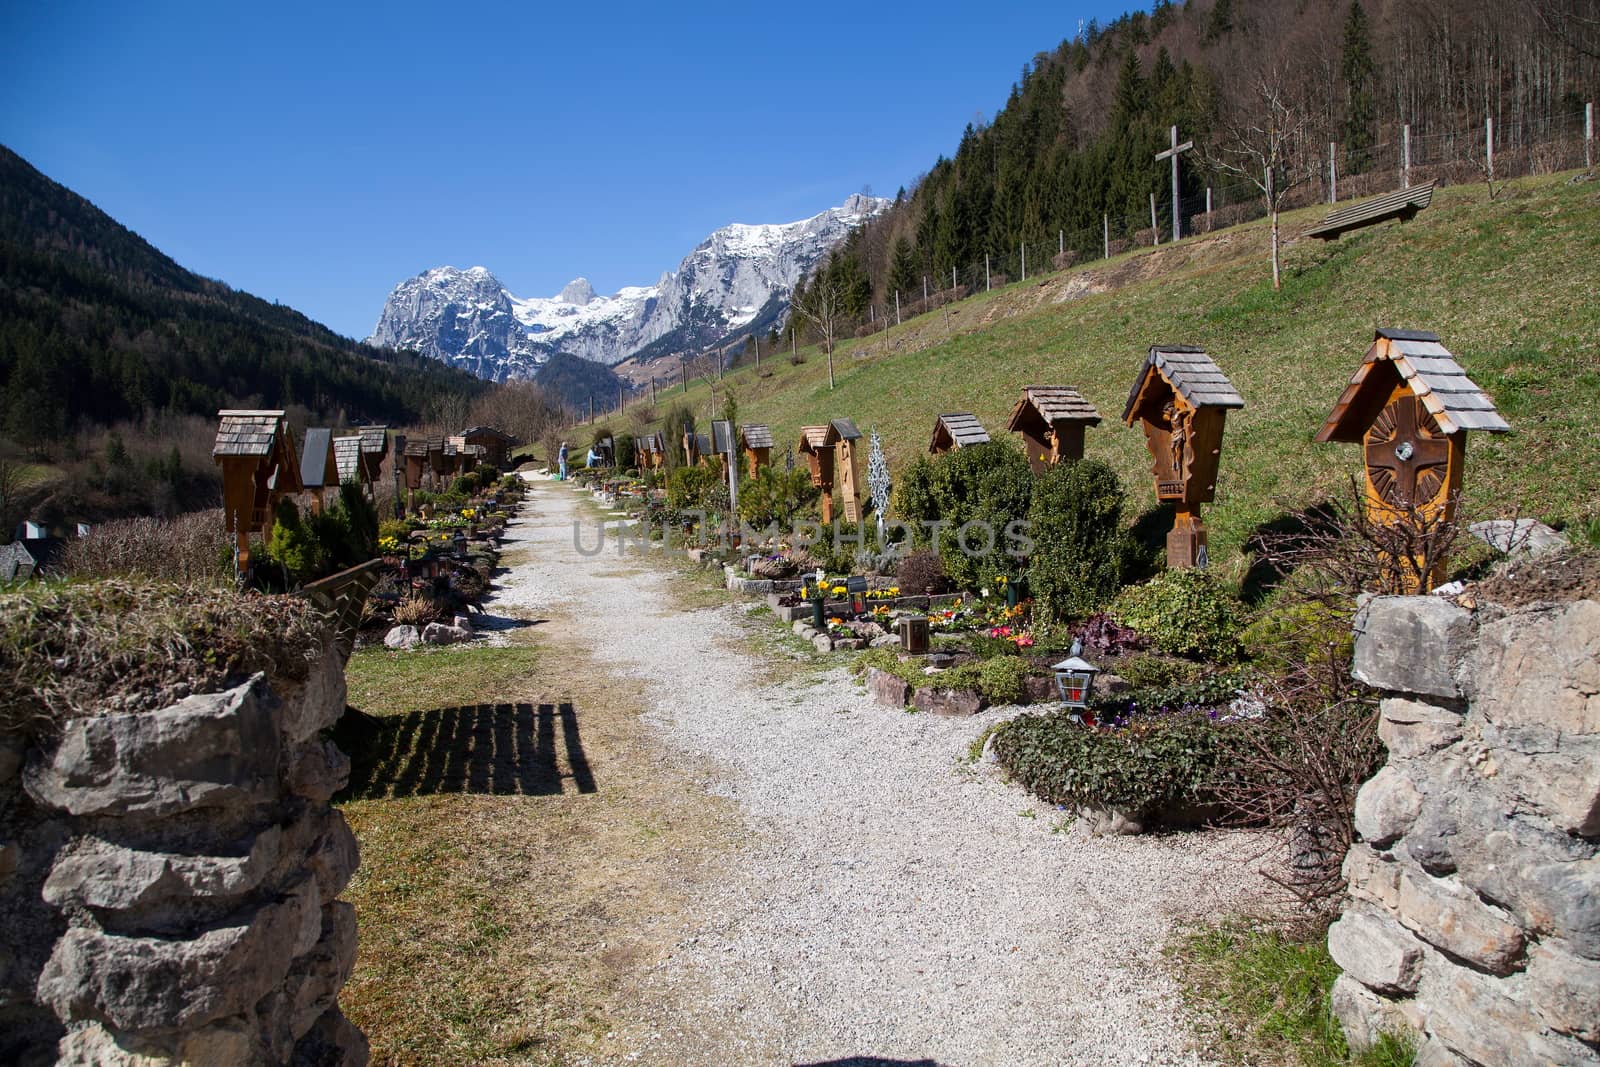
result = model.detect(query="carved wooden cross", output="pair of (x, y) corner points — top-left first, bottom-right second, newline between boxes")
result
(1365, 396), (1450, 506)
(1154, 125), (1194, 241)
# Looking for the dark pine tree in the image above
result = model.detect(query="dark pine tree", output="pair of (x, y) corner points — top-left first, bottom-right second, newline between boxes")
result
(1342, 1), (1377, 173)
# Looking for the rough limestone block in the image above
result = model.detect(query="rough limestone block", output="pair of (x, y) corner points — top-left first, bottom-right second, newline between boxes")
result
(1344, 844), (1403, 913)
(865, 668), (910, 708)
(1450, 826), (1600, 961)
(55, 1017), (268, 1066)
(1379, 697), (1465, 759)
(1330, 972), (1415, 1053)
(1397, 868), (1525, 975)
(1077, 804), (1143, 836)
(1426, 963), (1598, 1066)
(1412, 1038), (1470, 1067)
(284, 902), (359, 1038)
(36, 880), (316, 1031)
(1489, 737), (1600, 837)
(792, 620), (812, 638)
(305, 811), (361, 903)
(912, 687), (983, 717)
(1472, 600), (1600, 736)
(421, 622), (471, 645)
(1469, 518), (1568, 556)
(291, 1005), (371, 1067)
(1329, 909), (1424, 993)
(812, 634), (834, 653)
(383, 625), (420, 650)
(1353, 597), (1474, 698)
(286, 739), (352, 804)
(42, 826), (283, 913)
(1022, 676), (1057, 704)
(24, 677), (281, 819)
(1526, 942), (1600, 1042)
(277, 636), (348, 744)
(1354, 764), (1425, 847)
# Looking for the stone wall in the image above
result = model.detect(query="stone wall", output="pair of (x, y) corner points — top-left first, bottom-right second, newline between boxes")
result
(0, 643), (368, 1066)
(1330, 593), (1599, 1065)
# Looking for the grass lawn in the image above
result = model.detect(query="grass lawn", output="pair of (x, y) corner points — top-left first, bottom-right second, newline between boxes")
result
(613, 173), (1600, 572)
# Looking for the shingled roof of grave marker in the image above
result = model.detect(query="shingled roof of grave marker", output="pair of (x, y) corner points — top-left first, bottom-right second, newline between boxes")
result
(828, 418), (863, 442)
(404, 437), (430, 458)
(300, 428), (337, 489)
(358, 425), (387, 455)
(931, 412), (992, 452)
(213, 410), (288, 457)
(1317, 328), (1511, 442)
(333, 435), (363, 483)
(798, 425), (831, 452)
(427, 434), (446, 454)
(694, 433), (712, 455)
(459, 425), (514, 441)
(1009, 387), (1102, 429)
(1121, 346), (1245, 423)
(741, 424), (774, 449)
(710, 420), (733, 455)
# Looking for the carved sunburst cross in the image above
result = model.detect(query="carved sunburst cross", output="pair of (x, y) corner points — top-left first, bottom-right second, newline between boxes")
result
(1365, 396), (1450, 506)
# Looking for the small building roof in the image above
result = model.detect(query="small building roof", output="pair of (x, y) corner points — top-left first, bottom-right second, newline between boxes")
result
(1122, 346), (1244, 424)
(358, 425), (387, 455)
(404, 437), (430, 458)
(213, 409), (288, 458)
(1317, 328), (1511, 442)
(693, 433), (712, 455)
(333, 435), (363, 482)
(828, 418), (863, 443)
(798, 425), (831, 452)
(931, 413), (991, 451)
(741, 424), (774, 450)
(426, 434), (446, 455)
(300, 428), (337, 489)
(0, 538), (65, 581)
(1008, 386), (1102, 431)
(459, 425), (515, 442)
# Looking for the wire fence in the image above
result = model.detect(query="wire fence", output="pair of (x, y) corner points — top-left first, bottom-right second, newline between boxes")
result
(567, 102), (1595, 428)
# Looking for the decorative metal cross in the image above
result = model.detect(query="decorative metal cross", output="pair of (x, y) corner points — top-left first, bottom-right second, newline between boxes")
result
(1365, 396), (1451, 506)
(866, 429), (892, 539)
(1154, 125), (1194, 242)
(784, 445), (795, 473)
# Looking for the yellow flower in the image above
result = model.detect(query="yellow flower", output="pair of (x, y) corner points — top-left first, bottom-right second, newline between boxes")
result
(831, 585), (847, 596)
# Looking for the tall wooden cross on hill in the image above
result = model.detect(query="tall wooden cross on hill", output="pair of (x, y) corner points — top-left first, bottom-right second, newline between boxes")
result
(1155, 125), (1194, 242)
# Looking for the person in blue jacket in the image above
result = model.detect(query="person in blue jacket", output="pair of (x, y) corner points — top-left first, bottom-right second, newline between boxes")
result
(557, 441), (569, 480)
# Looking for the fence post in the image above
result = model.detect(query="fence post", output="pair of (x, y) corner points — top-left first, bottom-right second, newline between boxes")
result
(1020, 243), (1026, 281)
(1206, 187), (1212, 217)
(894, 290), (901, 325)
(1059, 229), (1064, 257)
(1103, 213), (1109, 259)
(1402, 124), (1411, 189)
(1587, 102), (1593, 169)
(951, 267), (956, 291)
(1329, 141), (1338, 202)
(1486, 117), (1495, 181)
(1150, 193), (1159, 245)
(985, 253), (991, 291)
(923, 276), (928, 303)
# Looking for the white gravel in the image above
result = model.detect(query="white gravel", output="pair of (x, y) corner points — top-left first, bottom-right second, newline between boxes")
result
(491, 477), (1273, 1066)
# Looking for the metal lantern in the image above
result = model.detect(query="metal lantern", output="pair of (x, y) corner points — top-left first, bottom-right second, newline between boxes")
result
(1053, 653), (1101, 710)
(898, 615), (930, 655)
(846, 575), (868, 617)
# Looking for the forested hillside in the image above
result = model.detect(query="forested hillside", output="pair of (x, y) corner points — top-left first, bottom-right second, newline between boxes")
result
(0, 145), (488, 449)
(797, 0), (1599, 317)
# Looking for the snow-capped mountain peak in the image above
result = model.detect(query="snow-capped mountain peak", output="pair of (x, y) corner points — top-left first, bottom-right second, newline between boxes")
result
(368, 194), (890, 380)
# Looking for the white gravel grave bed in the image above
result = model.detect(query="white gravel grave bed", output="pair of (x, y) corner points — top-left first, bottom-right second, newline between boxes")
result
(488, 476), (1273, 1066)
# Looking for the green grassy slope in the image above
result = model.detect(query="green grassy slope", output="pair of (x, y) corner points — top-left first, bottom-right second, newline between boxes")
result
(644, 174), (1600, 571)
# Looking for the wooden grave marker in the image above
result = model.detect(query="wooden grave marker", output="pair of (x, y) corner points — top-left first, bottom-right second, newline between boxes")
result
(332, 434), (364, 488)
(797, 426), (837, 523)
(827, 418), (864, 523)
(213, 409), (303, 569)
(1316, 327), (1509, 590)
(928, 413), (990, 455)
(299, 428), (340, 513)
(1006, 386), (1102, 474)
(740, 424), (774, 477)
(1121, 346), (1244, 569)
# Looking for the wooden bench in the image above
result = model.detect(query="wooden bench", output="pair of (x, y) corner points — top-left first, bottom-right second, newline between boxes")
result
(1305, 181), (1436, 240)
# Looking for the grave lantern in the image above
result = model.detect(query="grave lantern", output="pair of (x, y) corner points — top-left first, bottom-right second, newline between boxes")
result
(1122, 346), (1244, 569)
(928, 412), (991, 456)
(1053, 651), (1101, 710)
(846, 575), (869, 617)
(1316, 328), (1509, 591)
(898, 615), (931, 655)
(1006, 387), (1102, 473)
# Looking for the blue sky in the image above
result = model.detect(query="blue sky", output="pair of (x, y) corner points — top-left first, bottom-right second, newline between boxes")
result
(2, 0), (1126, 340)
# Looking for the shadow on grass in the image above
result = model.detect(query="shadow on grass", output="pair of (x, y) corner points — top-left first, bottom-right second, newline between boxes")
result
(1239, 501), (1340, 605)
(336, 702), (596, 800)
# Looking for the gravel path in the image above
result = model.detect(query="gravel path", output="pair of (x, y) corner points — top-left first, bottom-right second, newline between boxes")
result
(492, 477), (1271, 1067)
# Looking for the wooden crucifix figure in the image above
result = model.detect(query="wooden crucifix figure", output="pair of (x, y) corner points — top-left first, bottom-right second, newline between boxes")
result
(1154, 125), (1194, 242)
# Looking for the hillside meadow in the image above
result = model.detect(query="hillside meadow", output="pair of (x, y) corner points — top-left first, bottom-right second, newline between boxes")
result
(629, 172), (1600, 574)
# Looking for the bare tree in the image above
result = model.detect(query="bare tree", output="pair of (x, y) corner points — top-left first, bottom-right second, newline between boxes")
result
(0, 458), (33, 543)
(789, 274), (847, 389)
(1205, 70), (1322, 290)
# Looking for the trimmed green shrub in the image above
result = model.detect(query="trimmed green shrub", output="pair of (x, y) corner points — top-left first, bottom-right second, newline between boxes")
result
(1111, 569), (1244, 660)
(891, 454), (937, 535)
(450, 471), (481, 496)
(1241, 597), (1354, 672)
(264, 499), (323, 584)
(1026, 458), (1127, 623)
(738, 465), (818, 529)
(667, 464), (722, 509)
(993, 710), (1248, 817)
(891, 441), (1031, 592)
(977, 655), (1029, 705)
(1116, 653), (1204, 690)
